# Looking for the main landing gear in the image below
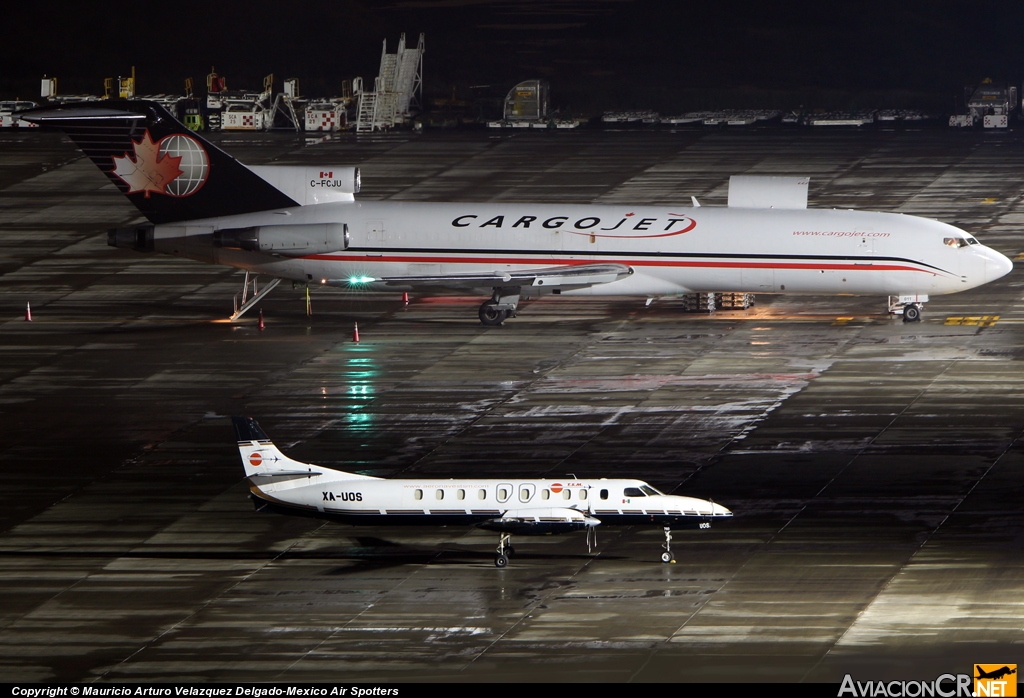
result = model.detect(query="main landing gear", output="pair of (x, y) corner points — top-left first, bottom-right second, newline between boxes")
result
(902, 303), (922, 323)
(495, 532), (516, 567)
(661, 527), (676, 564)
(479, 287), (521, 327)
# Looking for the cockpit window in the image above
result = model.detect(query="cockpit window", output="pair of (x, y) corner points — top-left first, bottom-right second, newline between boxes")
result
(943, 237), (969, 248)
(640, 485), (662, 496)
(966, 236), (979, 245)
(623, 487), (646, 497)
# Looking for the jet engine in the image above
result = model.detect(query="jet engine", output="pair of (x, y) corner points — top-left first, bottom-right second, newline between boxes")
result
(213, 223), (349, 256)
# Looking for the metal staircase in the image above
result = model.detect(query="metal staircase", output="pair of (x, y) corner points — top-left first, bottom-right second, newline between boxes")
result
(354, 33), (425, 133)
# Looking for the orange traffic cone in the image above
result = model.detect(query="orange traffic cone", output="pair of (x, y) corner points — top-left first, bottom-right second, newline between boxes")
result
(353, 321), (360, 342)
(25, 301), (32, 322)
(258, 309), (265, 331)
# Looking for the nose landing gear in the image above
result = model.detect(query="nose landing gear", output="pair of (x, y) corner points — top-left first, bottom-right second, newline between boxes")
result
(902, 303), (922, 322)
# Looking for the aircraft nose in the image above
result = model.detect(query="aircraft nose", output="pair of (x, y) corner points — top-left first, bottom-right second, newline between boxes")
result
(712, 502), (733, 517)
(986, 248), (1013, 283)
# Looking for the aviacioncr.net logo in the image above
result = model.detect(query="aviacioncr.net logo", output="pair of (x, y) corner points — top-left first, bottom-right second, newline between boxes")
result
(839, 674), (973, 698)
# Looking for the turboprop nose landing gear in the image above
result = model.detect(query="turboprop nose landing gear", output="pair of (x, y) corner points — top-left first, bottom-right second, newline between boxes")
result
(902, 303), (922, 322)
(661, 527), (675, 564)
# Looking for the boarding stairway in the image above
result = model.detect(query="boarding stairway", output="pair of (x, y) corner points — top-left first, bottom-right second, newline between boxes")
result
(355, 33), (425, 133)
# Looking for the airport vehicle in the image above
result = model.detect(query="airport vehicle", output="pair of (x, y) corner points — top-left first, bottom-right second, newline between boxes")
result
(20, 101), (1013, 325)
(0, 101), (39, 128)
(233, 417), (731, 567)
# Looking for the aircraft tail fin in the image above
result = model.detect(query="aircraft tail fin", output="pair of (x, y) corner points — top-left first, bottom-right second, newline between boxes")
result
(231, 416), (377, 480)
(18, 100), (299, 225)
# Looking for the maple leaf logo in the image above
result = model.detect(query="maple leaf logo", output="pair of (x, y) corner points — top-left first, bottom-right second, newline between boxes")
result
(111, 131), (184, 198)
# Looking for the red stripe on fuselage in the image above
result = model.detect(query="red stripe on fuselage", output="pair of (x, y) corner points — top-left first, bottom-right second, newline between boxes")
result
(299, 253), (943, 275)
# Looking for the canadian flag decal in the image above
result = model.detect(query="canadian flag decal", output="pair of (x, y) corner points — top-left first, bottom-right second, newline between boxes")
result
(320, 171), (333, 178)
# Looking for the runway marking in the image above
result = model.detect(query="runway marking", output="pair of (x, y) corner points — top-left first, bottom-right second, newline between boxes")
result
(945, 315), (999, 327)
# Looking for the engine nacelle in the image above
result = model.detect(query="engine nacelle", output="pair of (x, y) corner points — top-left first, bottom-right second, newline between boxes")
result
(213, 223), (349, 255)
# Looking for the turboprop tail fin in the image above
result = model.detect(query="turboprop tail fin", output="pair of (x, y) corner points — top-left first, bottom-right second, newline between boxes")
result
(232, 416), (322, 478)
(231, 416), (377, 480)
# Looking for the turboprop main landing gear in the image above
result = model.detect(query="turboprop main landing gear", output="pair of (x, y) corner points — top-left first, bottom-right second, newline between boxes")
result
(495, 532), (514, 567)
(661, 527), (675, 564)
(479, 287), (521, 326)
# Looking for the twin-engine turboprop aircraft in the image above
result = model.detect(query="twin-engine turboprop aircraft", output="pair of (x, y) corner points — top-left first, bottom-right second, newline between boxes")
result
(21, 101), (1012, 325)
(233, 417), (731, 567)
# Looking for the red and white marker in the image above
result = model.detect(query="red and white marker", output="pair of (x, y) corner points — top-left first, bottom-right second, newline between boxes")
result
(353, 321), (360, 343)
(258, 309), (265, 331)
(25, 301), (32, 322)
(402, 292), (409, 305)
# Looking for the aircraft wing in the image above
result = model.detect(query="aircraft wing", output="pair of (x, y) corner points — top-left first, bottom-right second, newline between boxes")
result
(337, 263), (632, 291)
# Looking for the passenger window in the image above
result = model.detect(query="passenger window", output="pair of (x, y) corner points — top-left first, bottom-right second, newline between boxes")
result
(600, 489), (608, 500)
(414, 489), (423, 500)
(478, 489), (487, 500)
(436, 489), (444, 500)
(497, 485), (512, 503)
(563, 489), (571, 500)
(541, 489), (550, 500)
(457, 489), (465, 500)
(580, 490), (587, 500)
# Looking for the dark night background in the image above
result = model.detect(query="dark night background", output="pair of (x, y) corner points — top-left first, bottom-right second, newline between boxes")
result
(2, 0), (1024, 114)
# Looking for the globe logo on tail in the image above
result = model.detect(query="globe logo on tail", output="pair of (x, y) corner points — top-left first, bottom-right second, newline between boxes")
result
(111, 130), (209, 198)
(159, 134), (209, 196)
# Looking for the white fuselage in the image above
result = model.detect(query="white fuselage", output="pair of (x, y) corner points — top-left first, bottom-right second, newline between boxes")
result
(238, 433), (730, 530)
(156, 202), (1012, 298)
(252, 473), (730, 524)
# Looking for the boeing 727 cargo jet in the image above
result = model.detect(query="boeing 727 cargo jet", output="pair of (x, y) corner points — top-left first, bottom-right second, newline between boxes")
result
(233, 417), (732, 567)
(21, 101), (1012, 325)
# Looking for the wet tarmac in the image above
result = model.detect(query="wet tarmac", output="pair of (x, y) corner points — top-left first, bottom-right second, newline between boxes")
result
(0, 125), (1022, 683)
